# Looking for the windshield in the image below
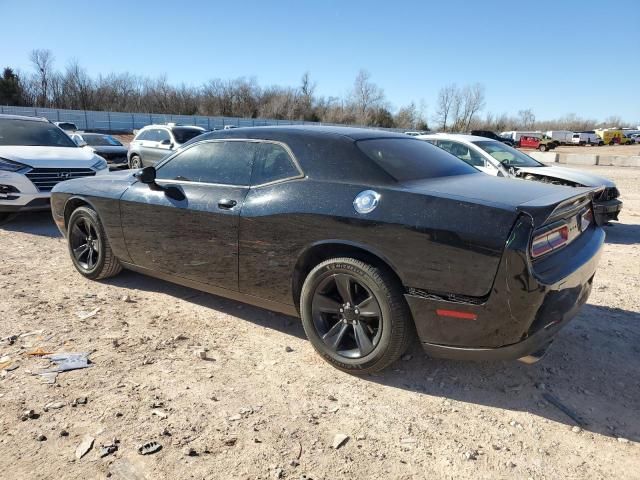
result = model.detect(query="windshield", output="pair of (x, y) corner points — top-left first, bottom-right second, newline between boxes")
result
(357, 138), (477, 182)
(83, 134), (122, 146)
(472, 140), (543, 168)
(0, 119), (77, 147)
(172, 127), (204, 144)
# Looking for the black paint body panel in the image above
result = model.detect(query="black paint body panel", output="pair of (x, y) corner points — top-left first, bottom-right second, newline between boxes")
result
(50, 126), (604, 359)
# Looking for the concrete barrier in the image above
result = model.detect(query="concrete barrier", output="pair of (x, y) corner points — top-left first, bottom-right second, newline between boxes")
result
(528, 151), (558, 163)
(597, 155), (625, 166)
(609, 155), (640, 167)
(565, 154), (598, 166)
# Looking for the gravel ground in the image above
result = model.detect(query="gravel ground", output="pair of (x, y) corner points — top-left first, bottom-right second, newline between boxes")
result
(0, 165), (638, 480)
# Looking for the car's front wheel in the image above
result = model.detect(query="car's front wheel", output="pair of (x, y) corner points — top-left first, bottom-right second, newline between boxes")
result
(67, 206), (122, 280)
(300, 257), (414, 373)
(129, 155), (142, 169)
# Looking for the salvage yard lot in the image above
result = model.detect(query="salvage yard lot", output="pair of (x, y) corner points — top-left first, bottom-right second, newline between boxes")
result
(0, 165), (638, 480)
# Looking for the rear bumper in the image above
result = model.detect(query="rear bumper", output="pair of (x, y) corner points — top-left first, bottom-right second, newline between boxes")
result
(405, 216), (604, 362)
(593, 198), (622, 224)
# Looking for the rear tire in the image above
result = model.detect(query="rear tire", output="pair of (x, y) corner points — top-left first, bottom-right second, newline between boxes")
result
(129, 155), (142, 169)
(300, 257), (414, 374)
(539, 144), (547, 152)
(67, 206), (122, 280)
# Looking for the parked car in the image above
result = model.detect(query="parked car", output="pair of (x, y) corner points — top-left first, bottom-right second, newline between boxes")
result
(51, 126), (604, 373)
(417, 133), (622, 224)
(470, 130), (515, 146)
(127, 124), (205, 168)
(0, 114), (108, 224)
(70, 133), (128, 169)
(518, 135), (557, 151)
(572, 132), (603, 146)
(53, 121), (78, 132)
(624, 133), (640, 144)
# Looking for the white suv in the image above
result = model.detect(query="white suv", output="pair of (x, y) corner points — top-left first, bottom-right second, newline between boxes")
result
(0, 115), (108, 224)
(127, 124), (205, 168)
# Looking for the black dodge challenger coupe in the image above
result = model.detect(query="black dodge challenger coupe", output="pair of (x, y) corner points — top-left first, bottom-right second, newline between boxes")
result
(51, 126), (604, 373)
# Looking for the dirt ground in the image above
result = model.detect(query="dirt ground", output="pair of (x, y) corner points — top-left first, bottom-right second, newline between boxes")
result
(0, 165), (638, 480)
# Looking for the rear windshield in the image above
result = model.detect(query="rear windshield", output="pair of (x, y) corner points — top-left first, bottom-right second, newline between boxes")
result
(172, 127), (204, 144)
(0, 119), (77, 147)
(357, 138), (477, 182)
(83, 134), (122, 146)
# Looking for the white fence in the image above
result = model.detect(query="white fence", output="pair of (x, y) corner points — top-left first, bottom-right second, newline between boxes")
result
(0, 105), (398, 133)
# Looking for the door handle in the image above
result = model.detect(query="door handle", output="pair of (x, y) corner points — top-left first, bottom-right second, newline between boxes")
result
(218, 199), (237, 209)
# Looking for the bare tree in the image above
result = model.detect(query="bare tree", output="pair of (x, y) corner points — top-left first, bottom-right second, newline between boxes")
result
(29, 49), (54, 107)
(433, 84), (457, 132)
(350, 69), (385, 125)
(518, 108), (536, 129)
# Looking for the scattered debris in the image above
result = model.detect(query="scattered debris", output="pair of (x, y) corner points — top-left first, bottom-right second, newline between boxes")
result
(20, 409), (39, 421)
(77, 307), (101, 320)
(137, 441), (162, 455)
(617, 437), (630, 444)
(38, 352), (91, 377)
(36, 434), (47, 442)
(571, 426), (582, 433)
(332, 433), (349, 449)
(151, 409), (168, 419)
(44, 401), (65, 411)
(194, 349), (208, 360)
(327, 395), (337, 402)
(462, 450), (478, 461)
(542, 393), (587, 426)
(26, 347), (53, 356)
(183, 446), (198, 457)
(60, 430), (69, 437)
(229, 414), (242, 421)
(285, 346), (294, 353)
(75, 435), (95, 459)
(121, 295), (135, 303)
(99, 441), (119, 458)
(72, 396), (88, 407)
(223, 437), (237, 446)
(2, 334), (19, 345)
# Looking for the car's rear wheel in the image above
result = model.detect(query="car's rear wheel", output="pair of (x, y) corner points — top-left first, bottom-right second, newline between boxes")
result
(300, 257), (414, 373)
(67, 206), (122, 280)
(539, 144), (547, 151)
(130, 155), (142, 169)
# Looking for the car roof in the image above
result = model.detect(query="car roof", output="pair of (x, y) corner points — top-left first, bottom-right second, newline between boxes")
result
(415, 133), (492, 143)
(0, 114), (49, 122)
(140, 124), (205, 130)
(199, 125), (407, 141)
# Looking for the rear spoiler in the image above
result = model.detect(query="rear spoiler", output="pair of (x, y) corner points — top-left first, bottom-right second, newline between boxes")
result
(516, 186), (599, 228)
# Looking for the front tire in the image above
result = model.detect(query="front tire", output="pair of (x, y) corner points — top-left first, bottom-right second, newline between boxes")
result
(129, 155), (142, 169)
(67, 206), (122, 280)
(300, 257), (414, 374)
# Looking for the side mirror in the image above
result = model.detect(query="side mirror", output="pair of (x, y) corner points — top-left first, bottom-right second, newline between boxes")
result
(161, 139), (173, 147)
(134, 166), (156, 184)
(74, 138), (87, 147)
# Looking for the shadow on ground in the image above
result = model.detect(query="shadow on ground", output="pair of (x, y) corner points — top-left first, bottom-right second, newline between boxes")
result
(0, 211), (61, 238)
(603, 222), (640, 245)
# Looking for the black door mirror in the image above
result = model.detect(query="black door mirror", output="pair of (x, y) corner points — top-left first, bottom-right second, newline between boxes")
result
(134, 166), (156, 184)
(160, 139), (173, 147)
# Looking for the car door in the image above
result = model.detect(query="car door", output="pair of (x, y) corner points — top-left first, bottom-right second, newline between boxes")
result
(120, 139), (258, 289)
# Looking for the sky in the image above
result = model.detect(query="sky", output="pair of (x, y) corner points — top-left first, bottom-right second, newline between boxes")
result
(1, 0), (638, 123)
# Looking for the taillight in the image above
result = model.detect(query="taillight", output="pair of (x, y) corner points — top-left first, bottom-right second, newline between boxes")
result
(531, 224), (569, 258)
(580, 209), (592, 231)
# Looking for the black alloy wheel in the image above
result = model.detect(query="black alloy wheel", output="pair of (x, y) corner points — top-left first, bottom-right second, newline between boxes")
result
(311, 273), (382, 359)
(67, 206), (122, 280)
(70, 216), (100, 270)
(300, 257), (414, 373)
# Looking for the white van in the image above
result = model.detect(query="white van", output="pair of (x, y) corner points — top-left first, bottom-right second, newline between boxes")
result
(545, 131), (574, 144)
(571, 132), (602, 145)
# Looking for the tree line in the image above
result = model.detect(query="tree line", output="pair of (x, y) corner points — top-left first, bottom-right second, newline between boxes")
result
(0, 49), (632, 132)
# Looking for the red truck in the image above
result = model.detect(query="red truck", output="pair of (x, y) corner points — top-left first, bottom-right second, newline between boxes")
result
(518, 135), (557, 151)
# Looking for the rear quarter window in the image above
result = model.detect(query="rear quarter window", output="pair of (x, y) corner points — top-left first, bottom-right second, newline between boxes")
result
(357, 138), (477, 182)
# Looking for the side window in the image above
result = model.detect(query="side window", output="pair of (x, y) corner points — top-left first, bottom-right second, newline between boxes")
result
(135, 130), (150, 141)
(156, 141), (257, 185)
(251, 143), (300, 185)
(156, 129), (171, 144)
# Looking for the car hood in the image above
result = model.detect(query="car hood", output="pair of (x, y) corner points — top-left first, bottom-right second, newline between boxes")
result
(87, 145), (127, 155)
(515, 165), (616, 188)
(0, 145), (102, 168)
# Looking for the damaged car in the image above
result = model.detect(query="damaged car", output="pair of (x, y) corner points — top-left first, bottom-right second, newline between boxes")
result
(51, 126), (604, 373)
(418, 133), (622, 224)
